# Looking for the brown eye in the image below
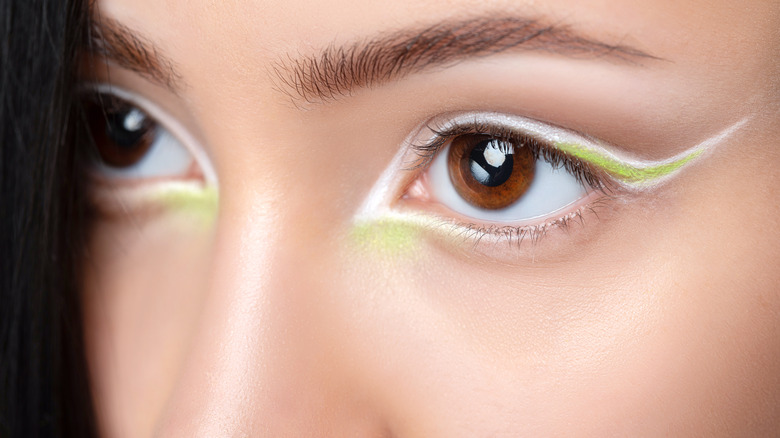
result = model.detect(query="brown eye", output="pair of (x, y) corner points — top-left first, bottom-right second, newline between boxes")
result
(84, 97), (157, 168)
(446, 134), (536, 210)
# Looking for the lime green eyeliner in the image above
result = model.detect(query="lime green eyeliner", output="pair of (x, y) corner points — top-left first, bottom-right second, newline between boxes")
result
(434, 112), (749, 188)
(351, 112), (750, 254)
(555, 141), (703, 185)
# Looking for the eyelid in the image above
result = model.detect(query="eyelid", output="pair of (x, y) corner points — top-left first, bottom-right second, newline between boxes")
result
(411, 112), (724, 190)
(80, 83), (218, 187)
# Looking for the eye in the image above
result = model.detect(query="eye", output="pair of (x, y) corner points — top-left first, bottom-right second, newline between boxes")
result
(412, 117), (600, 224)
(357, 111), (714, 251)
(81, 85), (215, 184)
(446, 135), (536, 210)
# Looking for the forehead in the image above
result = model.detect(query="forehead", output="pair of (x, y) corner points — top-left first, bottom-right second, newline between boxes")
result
(95, 0), (777, 60)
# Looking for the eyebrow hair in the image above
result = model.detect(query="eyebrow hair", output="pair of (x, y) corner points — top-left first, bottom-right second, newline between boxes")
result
(272, 16), (658, 104)
(86, 17), (183, 92)
(85, 14), (656, 102)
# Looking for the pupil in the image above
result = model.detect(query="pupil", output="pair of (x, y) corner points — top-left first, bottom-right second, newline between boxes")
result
(106, 108), (149, 149)
(468, 139), (514, 187)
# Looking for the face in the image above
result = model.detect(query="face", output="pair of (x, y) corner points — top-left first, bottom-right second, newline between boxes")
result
(80, 0), (780, 436)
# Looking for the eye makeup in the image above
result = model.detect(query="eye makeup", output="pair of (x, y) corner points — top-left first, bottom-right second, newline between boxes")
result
(353, 112), (750, 254)
(89, 182), (219, 229)
(553, 118), (749, 188)
(82, 84), (220, 226)
(411, 112), (750, 190)
(350, 218), (422, 256)
(153, 183), (219, 225)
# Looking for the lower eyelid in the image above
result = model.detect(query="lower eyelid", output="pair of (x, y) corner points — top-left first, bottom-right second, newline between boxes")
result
(392, 188), (615, 250)
(88, 180), (218, 224)
(403, 184), (606, 224)
(350, 203), (608, 264)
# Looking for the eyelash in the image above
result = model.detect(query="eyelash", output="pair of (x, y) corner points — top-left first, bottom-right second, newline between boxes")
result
(409, 121), (611, 192)
(399, 119), (619, 247)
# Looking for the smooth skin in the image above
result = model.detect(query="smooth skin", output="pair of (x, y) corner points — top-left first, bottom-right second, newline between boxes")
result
(82, 0), (780, 436)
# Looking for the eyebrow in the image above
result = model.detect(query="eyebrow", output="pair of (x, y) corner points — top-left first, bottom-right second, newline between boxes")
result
(87, 17), (184, 92)
(272, 16), (658, 104)
(86, 15), (656, 101)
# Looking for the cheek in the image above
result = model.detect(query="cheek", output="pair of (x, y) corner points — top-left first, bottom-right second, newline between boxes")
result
(82, 212), (216, 438)
(339, 147), (780, 436)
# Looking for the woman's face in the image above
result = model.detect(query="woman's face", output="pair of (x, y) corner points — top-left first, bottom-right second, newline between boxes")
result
(81, 0), (780, 436)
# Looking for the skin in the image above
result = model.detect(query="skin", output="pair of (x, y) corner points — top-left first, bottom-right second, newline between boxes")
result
(81, 0), (780, 436)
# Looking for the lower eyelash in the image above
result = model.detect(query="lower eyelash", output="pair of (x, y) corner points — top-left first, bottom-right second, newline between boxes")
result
(452, 195), (612, 248)
(386, 190), (614, 252)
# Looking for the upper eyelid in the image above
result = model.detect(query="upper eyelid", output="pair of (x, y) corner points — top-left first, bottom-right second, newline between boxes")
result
(79, 83), (219, 187)
(410, 112), (731, 189)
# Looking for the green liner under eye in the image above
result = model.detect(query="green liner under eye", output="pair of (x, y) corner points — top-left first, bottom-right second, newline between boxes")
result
(555, 142), (704, 186)
(351, 218), (422, 256)
(152, 184), (219, 227)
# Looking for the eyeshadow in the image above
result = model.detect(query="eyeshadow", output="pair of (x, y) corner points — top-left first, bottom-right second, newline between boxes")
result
(351, 218), (422, 256)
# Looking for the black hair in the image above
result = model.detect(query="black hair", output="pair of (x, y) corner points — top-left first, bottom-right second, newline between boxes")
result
(0, 0), (98, 435)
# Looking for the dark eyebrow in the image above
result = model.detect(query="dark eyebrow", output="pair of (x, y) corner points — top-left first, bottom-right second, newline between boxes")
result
(86, 17), (184, 92)
(272, 16), (658, 104)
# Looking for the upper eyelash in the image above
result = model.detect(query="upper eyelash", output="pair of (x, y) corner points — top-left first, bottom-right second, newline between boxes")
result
(407, 120), (613, 193)
(406, 111), (746, 193)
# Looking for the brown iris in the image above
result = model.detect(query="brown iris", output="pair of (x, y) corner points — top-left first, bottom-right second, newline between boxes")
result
(84, 97), (156, 168)
(447, 134), (535, 210)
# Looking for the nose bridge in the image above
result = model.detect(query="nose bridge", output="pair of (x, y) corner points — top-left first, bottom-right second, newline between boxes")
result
(151, 195), (279, 434)
(153, 192), (385, 436)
